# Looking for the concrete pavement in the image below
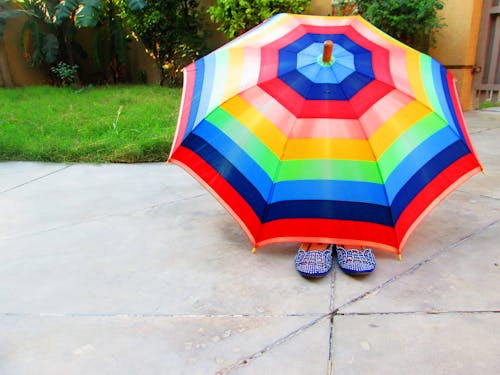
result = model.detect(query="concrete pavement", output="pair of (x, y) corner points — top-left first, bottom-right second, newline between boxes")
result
(0, 110), (499, 374)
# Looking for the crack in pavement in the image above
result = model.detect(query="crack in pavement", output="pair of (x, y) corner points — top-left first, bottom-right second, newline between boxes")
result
(0, 312), (325, 319)
(0, 193), (207, 242)
(337, 310), (500, 316)
(0, 165), (72, 194)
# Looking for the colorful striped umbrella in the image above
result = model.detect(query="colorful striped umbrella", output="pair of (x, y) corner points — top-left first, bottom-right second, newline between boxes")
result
(168, 14), (482, 255)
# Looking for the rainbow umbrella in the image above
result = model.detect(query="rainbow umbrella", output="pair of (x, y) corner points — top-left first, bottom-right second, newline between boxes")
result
(168, 14), (482, 256)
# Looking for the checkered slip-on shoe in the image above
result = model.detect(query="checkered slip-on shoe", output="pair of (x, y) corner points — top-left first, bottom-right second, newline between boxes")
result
(336, 247), (376, 275)
(295, 247), (333, 278)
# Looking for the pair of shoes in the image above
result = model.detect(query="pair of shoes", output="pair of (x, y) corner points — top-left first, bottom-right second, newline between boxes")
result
(336, 246), (376, 275)
(295, 244), (333, 278)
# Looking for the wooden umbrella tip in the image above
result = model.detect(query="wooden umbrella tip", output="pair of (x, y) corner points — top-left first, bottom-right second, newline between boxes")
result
(322, 40), (334, 64)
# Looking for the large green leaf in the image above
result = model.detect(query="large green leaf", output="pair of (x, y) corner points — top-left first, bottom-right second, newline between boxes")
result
(42, 33), (59, 64)
(126, 0), (146, 11)
(55, 0), (79, 23)
(74, 0), (103, 28)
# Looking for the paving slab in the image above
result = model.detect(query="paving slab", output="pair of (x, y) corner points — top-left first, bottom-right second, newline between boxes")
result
(333, 312), (500, 375)
(0, 315), (328, 375)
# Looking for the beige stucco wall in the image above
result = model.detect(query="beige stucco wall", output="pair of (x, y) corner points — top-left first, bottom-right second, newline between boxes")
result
(309, 0), (332, 15)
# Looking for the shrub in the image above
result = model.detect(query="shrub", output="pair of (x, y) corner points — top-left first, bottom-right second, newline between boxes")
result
(124, 0), (206, 86)
(332, 0), (446, 53)
(208, 0), (311, 40)
(50, 61), (79, 86)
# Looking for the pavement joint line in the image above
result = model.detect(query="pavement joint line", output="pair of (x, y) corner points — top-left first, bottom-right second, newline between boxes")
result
(478, 193), (500, 201)
(215, 313), (332, 375)
(334, 217), (500, 313)
(0, 312), (327, 319)
(328, 264), (337, 375)
(327, 313), (335, 375)
(0, 165), (71, 194)
(144, 193), (208, 210)
(0, 193), (208, 242)
(335, 310), (500, 316)
(470, 126), (500, 135)
(455, 185), (500, 202)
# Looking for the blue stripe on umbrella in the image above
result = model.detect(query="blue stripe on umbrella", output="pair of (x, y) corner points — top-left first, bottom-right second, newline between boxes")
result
(271, 180), (389, 206)
(390, 140), (471, 220)
(184, 59), (205, 140)
(278, 70), (373, 100)
(265, 199), (394, 225)
(436, 62), (464, 140)
(384, 126), (463, 203)
(277, 33), (375, 100)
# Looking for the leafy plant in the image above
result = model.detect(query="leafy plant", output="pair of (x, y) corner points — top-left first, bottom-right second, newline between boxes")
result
(54, 1), (146, 83)
(55, 0), (146, 27)
(20, 18), (59, 66)
(90, 1), (130, 83)
(332, 0), (446, 53)
(208, 0), (311, 40)
(50, 61), (78, 86)
(17, 0), (85, 84)
(330, 0), (357, 16)
(125, 0), (207, 86)
(17, 1), (147, 84)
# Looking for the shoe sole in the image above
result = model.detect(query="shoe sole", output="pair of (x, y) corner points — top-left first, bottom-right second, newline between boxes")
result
(297, 270), (331, 278)
(338, 266), (375, 275)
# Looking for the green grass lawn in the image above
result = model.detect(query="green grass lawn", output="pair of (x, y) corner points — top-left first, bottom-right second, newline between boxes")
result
(478, 100), (500, 109)
(0, 85), (181, 163)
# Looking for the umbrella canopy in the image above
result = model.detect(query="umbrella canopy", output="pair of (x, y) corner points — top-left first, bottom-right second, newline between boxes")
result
(168, 14), (482, 255)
